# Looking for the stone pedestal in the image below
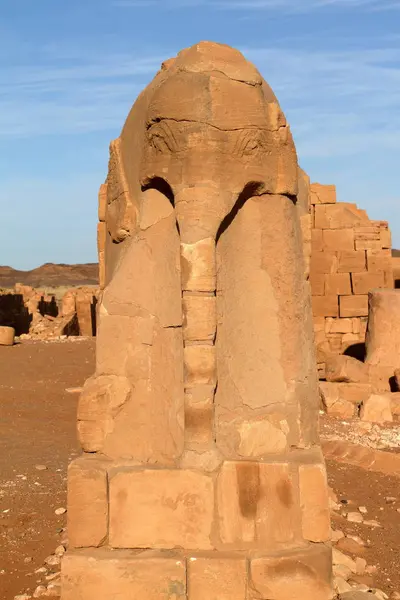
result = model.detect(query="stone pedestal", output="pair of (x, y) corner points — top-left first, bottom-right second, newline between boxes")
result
(62, 41), (332, 600)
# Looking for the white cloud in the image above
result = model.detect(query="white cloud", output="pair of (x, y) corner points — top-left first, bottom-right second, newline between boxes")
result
(114, 0), (400, 10)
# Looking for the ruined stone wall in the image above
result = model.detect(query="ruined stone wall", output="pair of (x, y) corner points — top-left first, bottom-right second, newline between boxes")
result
(306, 183), (394, 373)
(0, 285), (99, 339)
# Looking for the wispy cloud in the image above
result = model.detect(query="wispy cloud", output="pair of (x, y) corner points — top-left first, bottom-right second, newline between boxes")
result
(0, 53), (163, 137)
(1, 27), (400, 164)
(114, 0), (400, 11)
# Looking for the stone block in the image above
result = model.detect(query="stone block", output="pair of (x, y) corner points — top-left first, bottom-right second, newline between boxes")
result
(109, 469), (214, 549)
(181, 238), (216, 292)
(67, 457), (108, 548)
(325, 318), (352, 334)
(355, 239), (382, 251)
(217, 461), (301, 549)
(337, 250), (366, 273)
(62, 549), (186, 600)
(316, 341), (331, 364)
(312, 295), (339, 318)
(365, 289), (400, 370)
(380, 227), (391, 249)
(326, 334), (343, 353)
(299, 463), (330, 543)
(310, 272), (325, 296)
(310, 183), (336, 205)
(391, 392), (400, 416)
(97, 222), (106, 254)
(234, 415), (288, 457)
(98, 183), (107, 222)
(339, 295), (368, 318)
(187, 554), (247, 600)
(351, 272), (385, 295)
(368, 365), (393, 392)
(0, 326), (15, 346)
(339, 383), (372, 405)
(310, 252), (338, 274)
(353, 226), (380, 241)
(99, 250), (106, 290)
(184, 344), (217, 386)
(341, 333), (361, 353)
(325, 355), (369, 384)
(249, 544), (333, 600)
(315, 202), (368, 229)
(319, 382), (355, 419)
(182, 294), (216, 342)
(325, 273), (351, 296)
(312, 229), (324, 252)
(314, 316), (326, 332)
(322, 229), (354, 251)
(366, 249), (394, 287)
(77, 375), (132, 453)
(184, 385), (215, 448)
(360, 394), (393, 423)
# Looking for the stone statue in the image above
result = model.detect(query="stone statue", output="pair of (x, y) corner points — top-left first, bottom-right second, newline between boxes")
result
(62, 41), (332, 600)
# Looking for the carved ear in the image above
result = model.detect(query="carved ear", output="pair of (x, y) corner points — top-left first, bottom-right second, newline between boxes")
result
(106, 138), (136, 242)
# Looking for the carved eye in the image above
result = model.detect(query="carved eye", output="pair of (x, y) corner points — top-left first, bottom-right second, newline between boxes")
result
(147, 121), (178, 154)
(234, 130), (267, 158)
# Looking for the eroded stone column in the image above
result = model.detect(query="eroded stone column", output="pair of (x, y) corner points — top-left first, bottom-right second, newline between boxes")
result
(62, 41), (332, 600)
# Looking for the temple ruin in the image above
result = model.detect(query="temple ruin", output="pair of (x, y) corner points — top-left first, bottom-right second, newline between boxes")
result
(62, 42), (333, 599)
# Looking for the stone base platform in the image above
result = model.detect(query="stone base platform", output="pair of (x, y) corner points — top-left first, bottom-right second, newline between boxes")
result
(62, 544), (333, 600)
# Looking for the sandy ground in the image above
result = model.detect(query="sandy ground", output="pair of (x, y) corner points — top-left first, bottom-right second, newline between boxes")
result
(0, 339), (94, 599)
(0, 339), (399, 599)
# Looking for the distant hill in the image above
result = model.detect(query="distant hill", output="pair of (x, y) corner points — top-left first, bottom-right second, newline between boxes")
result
(0, 263), (99, 289)
(392, 249), (400, 258)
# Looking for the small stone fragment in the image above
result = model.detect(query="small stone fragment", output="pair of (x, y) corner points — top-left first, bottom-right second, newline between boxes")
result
(347, 511), (363, 523)
(355, 557), (367, 575)
(333, 549), (357, 573)
(332, 529), (345, 542)
(35, 465), (47, 471)
(54, 507), (66, 516)
(54, 545), (65, 556)
(44, 555), (60, 567)
(363, 519), (381, 528)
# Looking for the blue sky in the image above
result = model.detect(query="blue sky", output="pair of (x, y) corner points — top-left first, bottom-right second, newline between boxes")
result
(1, 0), (399, 269)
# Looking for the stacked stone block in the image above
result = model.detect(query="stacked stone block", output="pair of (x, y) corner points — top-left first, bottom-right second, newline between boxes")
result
(97, 183), (107, 290)
(62, 42), (332, 600)
(308, 184), (393, 373)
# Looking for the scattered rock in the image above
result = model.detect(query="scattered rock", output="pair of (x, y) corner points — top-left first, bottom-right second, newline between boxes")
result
(54, 545), (65, 556)
(332, 529), (345, 542)
(358, 506), (367, 514)
(363, 519), (381, 528)
(44, 555), (60, 567)
(360, 394), (393, 424)
(336, 537), (366, 556)
(347, 511), (363, 523)
(335, 577), (353, 593)
(334, 564), (353, 580)
(333, 548), (357, 573)
(35, 465), (47, 471)
(355, 557), (367, 575)
(54, 507), (66, 516)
